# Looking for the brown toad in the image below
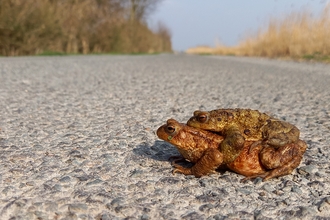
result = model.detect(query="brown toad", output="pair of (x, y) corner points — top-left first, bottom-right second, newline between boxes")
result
(156, 119), (306, 181)
(187, 108), (300, 163)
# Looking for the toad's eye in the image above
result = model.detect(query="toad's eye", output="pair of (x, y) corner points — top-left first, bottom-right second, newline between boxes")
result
(166, 125), (176, 134)
(197, 114), (208, 123)
(244, 129), (251, 135)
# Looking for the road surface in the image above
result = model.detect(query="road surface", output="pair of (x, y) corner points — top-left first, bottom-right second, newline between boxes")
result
(0, 55), (329, 219)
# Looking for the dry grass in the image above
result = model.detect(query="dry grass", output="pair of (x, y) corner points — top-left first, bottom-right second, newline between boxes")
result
(186, 46), (216, 55)
(0, 0), (172, 56)
(187, 4), (330, 62)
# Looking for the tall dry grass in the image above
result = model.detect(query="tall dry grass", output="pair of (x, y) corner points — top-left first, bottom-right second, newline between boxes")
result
(187, 4), (330, 61)
(0, 0), (172, 56)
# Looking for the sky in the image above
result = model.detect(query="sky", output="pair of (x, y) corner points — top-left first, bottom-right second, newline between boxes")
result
(149, 0), (329, 51)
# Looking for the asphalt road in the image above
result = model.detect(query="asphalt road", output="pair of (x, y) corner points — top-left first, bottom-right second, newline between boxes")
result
(0, 55), (329, 219)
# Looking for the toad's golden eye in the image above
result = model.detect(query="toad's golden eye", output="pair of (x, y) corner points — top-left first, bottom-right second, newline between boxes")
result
(166, 125), (175, 134)
(197, 114), (208, 123)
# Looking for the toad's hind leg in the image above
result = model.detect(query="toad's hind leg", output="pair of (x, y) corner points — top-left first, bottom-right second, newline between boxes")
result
(241, 159), (297, 182)
(261, 140), (307, 181)
(173, 148), (223, 177)
(242, 140), (307, 182)
(263, 120), (300, 147)
(263, 140), (307, 181)
(259, 140), (306, 169)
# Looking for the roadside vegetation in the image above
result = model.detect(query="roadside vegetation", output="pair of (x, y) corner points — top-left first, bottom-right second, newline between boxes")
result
(0, 0), (172, 56)
(187, 4), (330, 62)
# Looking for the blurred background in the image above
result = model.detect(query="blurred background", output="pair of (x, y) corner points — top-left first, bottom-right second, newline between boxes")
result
(0, 0), (172, 56)
(1, 0), (329, 61)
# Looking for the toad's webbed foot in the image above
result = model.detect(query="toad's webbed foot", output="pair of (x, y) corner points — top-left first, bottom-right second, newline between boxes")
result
(172, 164), (193, 176)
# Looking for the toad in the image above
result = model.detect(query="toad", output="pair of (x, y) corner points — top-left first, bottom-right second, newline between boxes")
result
(156, 119), (306, 181)
(187, 108), (300, 163)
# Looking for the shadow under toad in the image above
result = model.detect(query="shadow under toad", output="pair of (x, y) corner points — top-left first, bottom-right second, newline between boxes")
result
(132, 140), (229, 176)
(133, 140), (181, 162)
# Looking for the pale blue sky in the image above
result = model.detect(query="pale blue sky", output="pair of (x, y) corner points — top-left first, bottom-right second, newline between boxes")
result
(150, 0), (329, 51)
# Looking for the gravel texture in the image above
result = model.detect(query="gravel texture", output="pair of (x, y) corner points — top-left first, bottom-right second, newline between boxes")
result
(0, 54), (330, 219)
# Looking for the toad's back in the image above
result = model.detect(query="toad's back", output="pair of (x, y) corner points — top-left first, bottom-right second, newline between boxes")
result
(208, 108), (271, 140)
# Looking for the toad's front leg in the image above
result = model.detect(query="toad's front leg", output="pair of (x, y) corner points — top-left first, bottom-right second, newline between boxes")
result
(220, 126), (245, 163)
(172, 148), (223, 177)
